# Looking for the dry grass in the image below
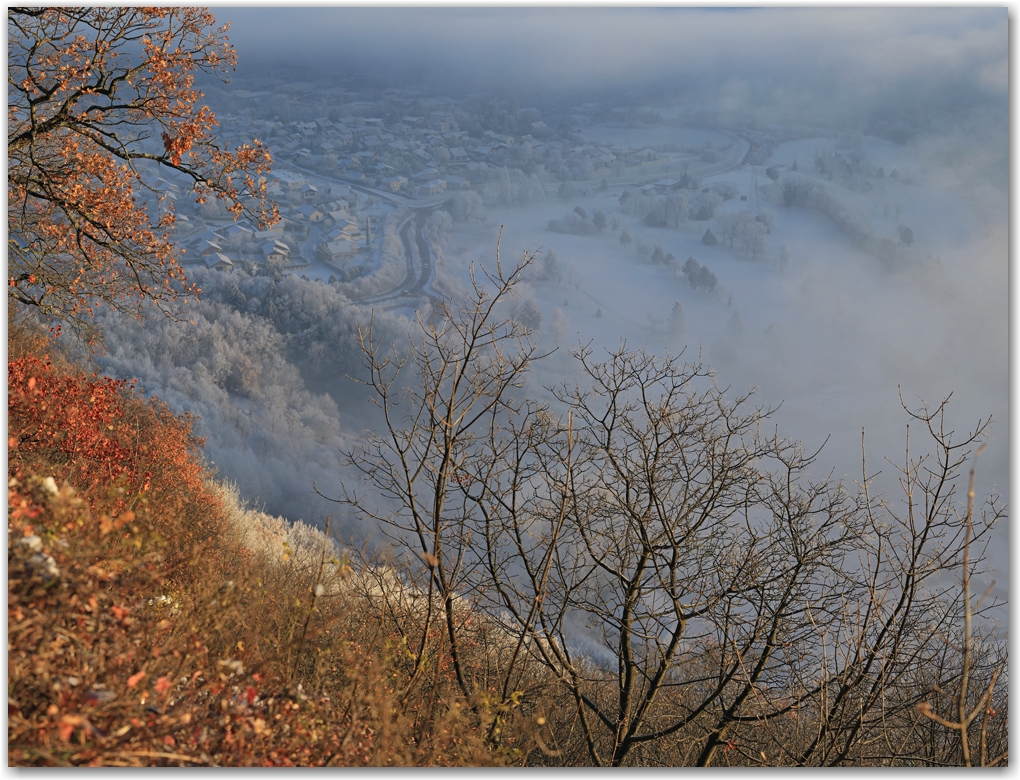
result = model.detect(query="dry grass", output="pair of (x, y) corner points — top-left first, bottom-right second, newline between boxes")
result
(7, 326), (527, 766)
(7, 322), (1006, 766)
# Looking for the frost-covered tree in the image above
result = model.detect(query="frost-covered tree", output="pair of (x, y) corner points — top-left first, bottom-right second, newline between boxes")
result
(670, 299), (685, 336)
(549, 210), (598, 236)
(740, 217), (767, 260)
(682, 257), (717, 293)
(483, 166), (545, 208)
(516, 297), (542, 332)
(444, 190), (485, 222)
(692, 191), (723, 221)
(542, 247), (567, 281)
(550, 307), (569, 344)
(425, 210), (453, 249)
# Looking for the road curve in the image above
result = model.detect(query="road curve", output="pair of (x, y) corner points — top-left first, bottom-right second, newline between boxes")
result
(280, 127), (750, 308)
(353, 206), (441, 308)
(280, 161), (446, 306)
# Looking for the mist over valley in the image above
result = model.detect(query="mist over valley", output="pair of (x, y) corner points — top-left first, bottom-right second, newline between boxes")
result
(11, 8), (1013, 765)
(94, 7), (1007, 606)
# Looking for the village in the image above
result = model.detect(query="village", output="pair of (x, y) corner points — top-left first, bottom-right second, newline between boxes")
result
(146, 81), (764, 291)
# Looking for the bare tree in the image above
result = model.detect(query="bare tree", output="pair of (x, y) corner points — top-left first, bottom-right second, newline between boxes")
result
(336, 255), (1007, 766)
(338, 246), (542, 701)
(468, 346), (874, 765)
(909, 410), (1007, 767)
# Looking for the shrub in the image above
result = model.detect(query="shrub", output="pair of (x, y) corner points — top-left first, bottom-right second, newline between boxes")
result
(7, 473), (509, 766)
(8, 354), (205, 515)
(7, 334), (526, 766)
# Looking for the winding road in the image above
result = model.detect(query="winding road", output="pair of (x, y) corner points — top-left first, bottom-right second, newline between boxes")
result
(282, 160), (444, 309)
(280, 128), (751, 310)
(355, 207), (439, 307)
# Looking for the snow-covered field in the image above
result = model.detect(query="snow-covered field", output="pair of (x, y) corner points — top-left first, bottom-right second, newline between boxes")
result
(436, 125), (1008, 588)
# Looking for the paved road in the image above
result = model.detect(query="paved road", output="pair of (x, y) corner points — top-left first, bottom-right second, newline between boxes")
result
(694, 131), (751, 177)
(280, 162), (445, 307)
(278, 127), (750, 307)
(352, 207), (443, 308)
(299, 224), (321, 266)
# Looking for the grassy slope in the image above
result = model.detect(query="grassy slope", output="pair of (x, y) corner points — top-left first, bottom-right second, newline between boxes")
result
(7, 326), (513, 767)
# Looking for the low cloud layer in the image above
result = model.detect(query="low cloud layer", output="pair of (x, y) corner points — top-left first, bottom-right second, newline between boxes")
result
(224, 8), (1005, 126)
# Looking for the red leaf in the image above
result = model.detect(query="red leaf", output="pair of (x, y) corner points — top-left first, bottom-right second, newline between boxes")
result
(127, 671), (146, 688)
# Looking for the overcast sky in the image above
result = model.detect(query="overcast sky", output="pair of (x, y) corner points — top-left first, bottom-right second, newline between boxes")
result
(221, 8), (1006, 116)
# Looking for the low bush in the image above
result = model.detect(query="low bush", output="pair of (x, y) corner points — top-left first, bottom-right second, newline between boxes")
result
(8, 316), (1006, 767)
(7, 330), (524, 766)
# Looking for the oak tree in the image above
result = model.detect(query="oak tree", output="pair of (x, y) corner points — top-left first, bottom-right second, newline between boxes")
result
(8, 7), (279, 343)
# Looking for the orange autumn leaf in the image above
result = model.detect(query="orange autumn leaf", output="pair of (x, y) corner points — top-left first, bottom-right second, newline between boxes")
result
(127, 671), (146, 688)
(8, 8), (279, 347)
(58, 715), (86, 742)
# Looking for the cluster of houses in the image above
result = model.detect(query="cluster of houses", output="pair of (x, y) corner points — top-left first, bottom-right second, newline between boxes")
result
(274, 111), (491, 198)
(161, 165), (376, 273)
(214, 98), (476, 198)
(319, 212), (369, 270)
(213, 91), (640, 201)
(182, 220), (296, 272)
(147, 87), (717, 277)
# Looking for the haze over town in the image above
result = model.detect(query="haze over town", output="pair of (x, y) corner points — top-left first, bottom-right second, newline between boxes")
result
(93, 8), (1007, 609)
